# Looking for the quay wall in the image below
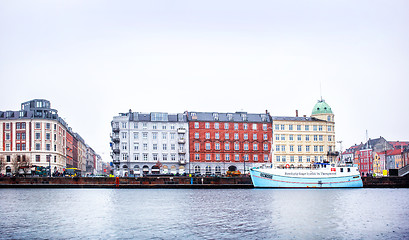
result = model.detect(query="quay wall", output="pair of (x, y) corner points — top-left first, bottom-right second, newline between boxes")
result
(0, 175), (408, 188)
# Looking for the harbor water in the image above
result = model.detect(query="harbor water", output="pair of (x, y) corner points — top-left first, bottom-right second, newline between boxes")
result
(0, 188), (408, 239)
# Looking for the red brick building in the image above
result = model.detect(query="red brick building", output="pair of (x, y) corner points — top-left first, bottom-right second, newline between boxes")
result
(187, 111), (272, 175)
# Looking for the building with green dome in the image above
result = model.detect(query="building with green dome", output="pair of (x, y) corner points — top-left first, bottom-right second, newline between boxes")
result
(271, 99), (336, 167)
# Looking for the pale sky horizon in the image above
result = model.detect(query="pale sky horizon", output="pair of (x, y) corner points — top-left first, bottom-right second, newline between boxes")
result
(1, 0), (408, 162)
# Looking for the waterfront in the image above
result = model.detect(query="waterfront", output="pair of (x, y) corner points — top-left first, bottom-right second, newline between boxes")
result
(0, 189), (408, 239)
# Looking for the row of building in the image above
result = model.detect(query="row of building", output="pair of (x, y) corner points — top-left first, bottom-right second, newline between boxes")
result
(343, 137), (409, 177)
(0, 99), (102, 176)
(111, 99), (337, 176)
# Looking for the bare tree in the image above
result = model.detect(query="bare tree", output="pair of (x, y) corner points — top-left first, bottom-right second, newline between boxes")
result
(0, 155), (5, 174)
(11, 155), (32, 176)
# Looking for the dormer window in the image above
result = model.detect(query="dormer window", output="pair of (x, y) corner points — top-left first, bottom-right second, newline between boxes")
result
(213, 113), (219, 120)
(227, 114), (233, 121)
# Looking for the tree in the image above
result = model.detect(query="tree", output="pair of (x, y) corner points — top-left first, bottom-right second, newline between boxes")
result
(0, 155), (5, 175)
(11, 155), (32, 176)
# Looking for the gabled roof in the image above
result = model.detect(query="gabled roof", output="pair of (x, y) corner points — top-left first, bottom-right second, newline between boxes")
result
(187, 111), (271, 123)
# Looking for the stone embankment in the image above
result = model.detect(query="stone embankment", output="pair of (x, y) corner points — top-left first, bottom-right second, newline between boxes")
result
(0, 175), (408, 188)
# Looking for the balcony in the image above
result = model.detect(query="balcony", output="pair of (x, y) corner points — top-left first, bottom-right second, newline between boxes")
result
(111, 135), (120, 143)
(179, 159), (186, 164)
(327, 151), (339, 156)
(178, 139), (186, 144)
(178, 149), (186, 154)
(113, 159), (120, 164)
(113, 149), (120, 154)
(112, 126), (120, 132)
(177, 128), (187, 134)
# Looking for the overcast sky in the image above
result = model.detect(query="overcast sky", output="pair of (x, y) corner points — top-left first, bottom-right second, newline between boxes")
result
(1, 0), (408, 161)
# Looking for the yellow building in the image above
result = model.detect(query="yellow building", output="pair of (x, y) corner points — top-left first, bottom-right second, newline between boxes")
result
(272, 100), (336, 168)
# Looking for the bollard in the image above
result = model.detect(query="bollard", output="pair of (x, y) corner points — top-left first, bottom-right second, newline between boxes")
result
(115, 177), (119, 188)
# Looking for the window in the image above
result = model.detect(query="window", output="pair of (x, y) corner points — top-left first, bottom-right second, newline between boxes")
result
(22, 133), (26, 140)
(215, 133), (219, 139)
(234, 133), (239, 140)
(313, 125), (317, 131)
(5, 144), (10, 151)
(306, 146), (310, 152)
(214, 123), (219, 129)
(225, 154), (230, 161)
(298, 145), (302, 152)
(307, 156), (311, 162)
(171, 154), (176, 161)
(163, 144), (167, 150)
(162, 125), (166, 130)
(275, 124), (279, 130)
(143, 132), (148, 139)
(297, 125), (301, 131)
(36, 155), (40, 162)
(195, 143), (200, 151)
(225, 133), (229, 139)
(243, 123), (248, 130)
(16, 144), (20, 151)
(122, 132), (127, 139)
(280, 124), (285, 130)
(171, 144), (176, 150)
(162, 133), (167, 140)
(35, 123), (41, 129)
(215, 143), (220, 150)
(152, 132), (158, 140)
(289, 145), (294, 152)
(253, 133), (257, 140)
(234, 123), (238, 130)
(153, 144), (158, 150)
(46, 123), (51, 129)
(162, 154), (167, 161)
(46, 144), (51, 151)
(171, 125), (175, 130)
(134, 154), (139, 161)
(264, 144), (268, 151)
(305, 125), (309, 131)
(122, 122), (127, 129)
(244, 154), (249, 161)
(224, 123), (229, 129)
(263, 134), (268, 140)
(328, 126), (332, 131)
(289, 125), (293, 130)
(16, 123), (21, 129)
(319, 135), (323, 141)
(143, 154), (148, 161)
(195, 133), (199, 139)
(253, 143), (258, 150)
(143, 143), (148, 150)
(276, 156), (280, 162)
(5, 123), (10, 130)
(36, 143), (41, 150)
(206, 154), (211, 161)
(215, 154), (220, 161)
(314, 146), (318, 152)
(134, 132), (139, 139)
(22, 144), (26, 151)
(35, 133), (41, 140)
(319, 146), (324, 152)
(275, 135), (280, 141)
(205, 143), (211, 150)
(134, 143), (139, 150)
(297, 135), (302, 141)
(306, 135), (310, 141)
(133, 122), (138, 129)
(235, 154), (240, 161)
(170, 133), (175, 140)
(195, 154), (200, 160)
(252, 124), (257, 130)
(290, 156), (294, 162)
(205, 133), (210, 139)
(282, 156), (286, 162)
(225, 142), (230, 150)
(244, 134), (248, 140)
(153, 154), (158, 161)
(234, 143), (240, 150)
(152, 124), (157, 130)
(122, 143), (127, 150)
(314, 135), (318, 141)
(263, 124), (267, 130)
(264, 154), (269, 161)
(16, 133), (21, 140)
(328, 135), (332, 141)
(289, 135), (293, 141)
(194, 122), (199, 128)
(244, 143), (249, 151)
(281, 145), (285, 151)
(205, 122), (210, 129)
(276, 145), (280, 151)
(281, 135), (285, 141)
(319, 125), (323, 131)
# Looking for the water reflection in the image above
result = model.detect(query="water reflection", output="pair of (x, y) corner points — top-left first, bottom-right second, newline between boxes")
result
(0, 189), (408, 239)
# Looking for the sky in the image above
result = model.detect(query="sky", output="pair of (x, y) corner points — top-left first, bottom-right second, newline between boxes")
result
(1, 0), (408, 162)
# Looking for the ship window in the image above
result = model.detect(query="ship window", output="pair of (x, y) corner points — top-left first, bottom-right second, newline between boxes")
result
(347, 168), (351, 172)
(340, 168), (344, 172)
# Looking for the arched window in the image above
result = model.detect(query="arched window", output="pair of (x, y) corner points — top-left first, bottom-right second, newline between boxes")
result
(215, 166), (221, 175)
(179, 166), (185, 174)
(194, 166), (201, 175)
(123, 165), (128, 169)
(205, 166), (212, 175)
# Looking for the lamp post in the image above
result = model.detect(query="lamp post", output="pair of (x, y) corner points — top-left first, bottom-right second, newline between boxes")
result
(47, 154), (51, 177)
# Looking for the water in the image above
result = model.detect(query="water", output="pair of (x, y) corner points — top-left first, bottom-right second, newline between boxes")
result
(0, 188), (408, 240)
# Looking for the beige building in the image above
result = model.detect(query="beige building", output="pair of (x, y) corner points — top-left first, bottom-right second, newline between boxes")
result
(272, 100), (336, 168)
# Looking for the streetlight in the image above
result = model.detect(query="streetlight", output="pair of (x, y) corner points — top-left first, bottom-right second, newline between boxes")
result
(47, 154), (51, 177)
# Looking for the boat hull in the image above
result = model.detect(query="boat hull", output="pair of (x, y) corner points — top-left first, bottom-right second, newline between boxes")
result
(250, 168), (363, 188)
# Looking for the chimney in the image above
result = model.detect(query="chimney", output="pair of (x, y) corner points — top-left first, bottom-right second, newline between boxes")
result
(295, 110), (298, 117)
(303, 115), (306, 118)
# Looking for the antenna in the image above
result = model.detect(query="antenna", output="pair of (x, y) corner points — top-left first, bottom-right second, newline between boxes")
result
(320, 81), (323, 101)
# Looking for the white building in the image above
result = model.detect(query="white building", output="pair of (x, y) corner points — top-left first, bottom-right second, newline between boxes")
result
(111, 110), (189, 177)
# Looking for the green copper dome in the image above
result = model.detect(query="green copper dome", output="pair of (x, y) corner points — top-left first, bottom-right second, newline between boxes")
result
(312, 100), (333, 115)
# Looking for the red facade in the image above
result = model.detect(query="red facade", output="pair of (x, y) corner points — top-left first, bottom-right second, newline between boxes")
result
(189, 121), (272, 165)
(358, 149), (373, 176)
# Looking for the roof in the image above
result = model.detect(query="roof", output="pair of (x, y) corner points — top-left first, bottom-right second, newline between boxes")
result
(312, 100), (333, 115)
(389, 141), (409, 149)
(187, 111), (271, 123)
(271, 116), (325, 122)
(386, 149), (403, 156)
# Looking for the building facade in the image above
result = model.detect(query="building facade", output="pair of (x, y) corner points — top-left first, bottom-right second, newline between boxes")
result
(187, 111), (272, 175)
(0, 99), (99, 176)
(111, 111), (189, 177)
(271, 100), (336, 168)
